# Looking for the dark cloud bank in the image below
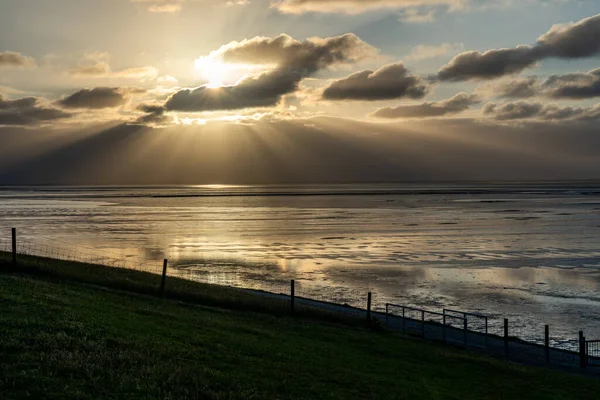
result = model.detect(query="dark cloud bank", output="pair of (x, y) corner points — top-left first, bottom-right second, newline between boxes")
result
(1, 117), (600, 185)
(0, 87), (140, 127)
(490, 68), (600, 101)
(483, 101), (600, 121)
(0, 95), (69, 126)
(373, 92), (479, 118)
(57, 87), (128, 109)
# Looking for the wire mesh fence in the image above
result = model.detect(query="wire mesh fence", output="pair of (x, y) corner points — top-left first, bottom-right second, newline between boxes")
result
(11, 237), (163, 275)
(0, 237), (10, 253)
(1, 229), (597, 369)
(168, 257), (374, 312)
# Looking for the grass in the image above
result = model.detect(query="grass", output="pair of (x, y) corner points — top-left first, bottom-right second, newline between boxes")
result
(1, 262), (600, 399)
(0, 251), (347, 323)
(2, 250), (401, 336)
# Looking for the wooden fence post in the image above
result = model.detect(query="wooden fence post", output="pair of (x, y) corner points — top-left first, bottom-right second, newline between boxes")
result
(160, 259), (168, 296)
(504, 318), (509, 357)
(545, 325), (550, 363)
(11, 228), (17, 266)
(580, 331), (586, 369)
(385, 303), (389, 328)
(366, 292), (372, 321)
(291, 279), (295, 314)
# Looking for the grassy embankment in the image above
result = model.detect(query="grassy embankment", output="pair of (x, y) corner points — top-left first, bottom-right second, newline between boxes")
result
(1, 253), (599, 399)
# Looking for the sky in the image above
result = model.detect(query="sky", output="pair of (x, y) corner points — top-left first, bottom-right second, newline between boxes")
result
(1, 0), (600, 184)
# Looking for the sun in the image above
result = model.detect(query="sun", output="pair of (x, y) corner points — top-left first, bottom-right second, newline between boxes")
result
(194, 56), (274, 89)
(194, 56), (226, 88)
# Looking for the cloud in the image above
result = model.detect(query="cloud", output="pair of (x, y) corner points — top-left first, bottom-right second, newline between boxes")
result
(544, 68), (600, 99)
(131, 0), (184, 13)
(438, 13), (600, 81)
(166, 33), (377, 111)
(0, 95), (69, 126)
(216, 33), (376, 69)
(490, 77), (540, 99)
(157, 75), (179, 85)
(322, 62), (428, 101)
(0, 51), (36, 69)
(166, 70), (302, 111)
(483, 101), (600, 121)
(486, 68), (600, 100)
(536, 14), (600, 58)
(57, 88), (129, 109)
(135, 104), (169, 124)
(113, 66), (159, 79)
(271, 0), (464, 14)
(372, 92), (479, 118)
(70, 62), (112, 76)
(438, 46), (540, 81)
(398, 7), (436, 23)
(69, 62), (158, 79)
(131, 0), (249, 12)
(406, 43), (464, 60)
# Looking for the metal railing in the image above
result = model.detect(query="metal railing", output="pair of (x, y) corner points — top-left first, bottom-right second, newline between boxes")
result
(443, 309), (489, 348)
(385, 303), (470, 347)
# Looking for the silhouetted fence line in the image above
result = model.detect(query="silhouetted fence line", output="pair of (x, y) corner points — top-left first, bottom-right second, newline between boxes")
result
(2, 228), (600, 371)
(386, 303), (468, 346)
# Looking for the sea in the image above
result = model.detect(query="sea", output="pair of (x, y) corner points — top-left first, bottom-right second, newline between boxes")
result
(1, 183), (600, 349)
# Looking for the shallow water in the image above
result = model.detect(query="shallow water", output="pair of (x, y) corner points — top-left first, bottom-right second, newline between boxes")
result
(1, 184), (599, 348)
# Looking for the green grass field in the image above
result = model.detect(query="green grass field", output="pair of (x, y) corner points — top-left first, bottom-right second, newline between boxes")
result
(1, 261), (600, 399)
(0, 251), (365, 325)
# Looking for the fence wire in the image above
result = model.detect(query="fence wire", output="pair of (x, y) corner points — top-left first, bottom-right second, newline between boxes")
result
(0, 237), (9, 253)
(0, 232), (595, 367)
(3, 236), (163, 276)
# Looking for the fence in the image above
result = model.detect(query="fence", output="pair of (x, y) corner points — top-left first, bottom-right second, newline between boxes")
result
(0, 230), (159, 274)
(444, 309), (489, 348)
(1, 228), (599, 371)
(385, 303), (469, 345)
